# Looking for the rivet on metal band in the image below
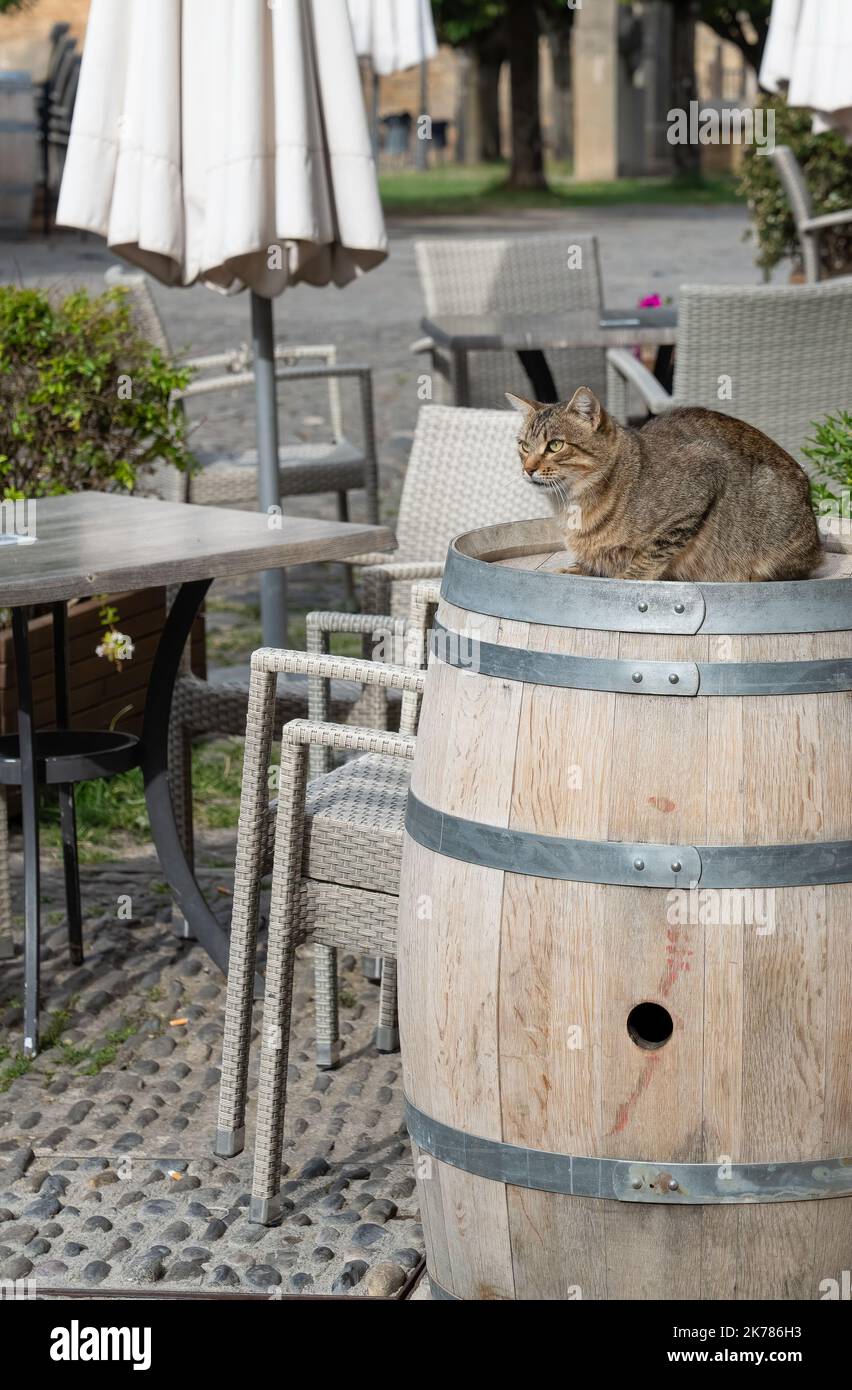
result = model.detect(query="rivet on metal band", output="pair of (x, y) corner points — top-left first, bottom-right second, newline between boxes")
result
(405, 792), (852, 889)
(406, 1099), (852, 1205)
(431, 623), (852, 698)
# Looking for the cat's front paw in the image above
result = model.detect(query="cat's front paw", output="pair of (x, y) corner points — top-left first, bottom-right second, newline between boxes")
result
(557, 564), (584, 575)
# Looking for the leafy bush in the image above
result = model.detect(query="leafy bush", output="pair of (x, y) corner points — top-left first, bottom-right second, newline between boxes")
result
(0, 284), (192, 499)
(805, 411), (852, 535)
(739, 95), (852, 276)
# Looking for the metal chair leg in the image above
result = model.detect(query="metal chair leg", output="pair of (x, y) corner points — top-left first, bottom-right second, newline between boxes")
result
(167, 717), (196, 941)
(336, 491), (356, 606)
(52, 602), (83, 965)
(58, 785), (83, 966)
(13, 607), (41, 1057)
(0, 788), (14, 960)
(374, 955), (399, 1053)
(362, 955), (382, 983)
(314, 943), (341, 1069)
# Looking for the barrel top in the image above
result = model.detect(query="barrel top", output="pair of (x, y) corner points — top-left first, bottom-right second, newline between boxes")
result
(441, 518), (852, 635)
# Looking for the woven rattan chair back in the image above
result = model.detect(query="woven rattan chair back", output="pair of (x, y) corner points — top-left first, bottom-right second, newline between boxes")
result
(670, 280), (852, 465)
(415, 233), (607, 407)
(392, 403), (552, 566)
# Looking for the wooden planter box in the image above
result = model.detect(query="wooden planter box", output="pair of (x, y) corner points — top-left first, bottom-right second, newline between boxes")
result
(0, 587), (205, 811)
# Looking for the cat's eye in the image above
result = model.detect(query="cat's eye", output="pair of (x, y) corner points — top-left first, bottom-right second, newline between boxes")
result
(518, 440), (529, 453)
(546, 439), (564, 452)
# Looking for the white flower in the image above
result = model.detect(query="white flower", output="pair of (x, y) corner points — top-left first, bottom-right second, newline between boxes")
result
(96, 629), (135, 665)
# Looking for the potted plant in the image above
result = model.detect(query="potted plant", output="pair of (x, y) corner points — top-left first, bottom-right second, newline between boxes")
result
(805, 410), (852, 544)
(0, 282), (202, 745)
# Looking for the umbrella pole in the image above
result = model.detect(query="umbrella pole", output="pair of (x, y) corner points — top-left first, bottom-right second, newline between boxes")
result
(250, 291), (288, 649)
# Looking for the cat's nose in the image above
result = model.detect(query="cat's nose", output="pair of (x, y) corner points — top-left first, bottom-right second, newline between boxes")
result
(523, 456), (540, 475)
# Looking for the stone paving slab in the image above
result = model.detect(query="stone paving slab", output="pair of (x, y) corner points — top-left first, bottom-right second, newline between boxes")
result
(0, 852), (423, 1298)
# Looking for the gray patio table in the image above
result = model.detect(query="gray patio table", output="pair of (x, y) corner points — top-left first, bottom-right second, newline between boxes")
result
(421, 307), (679, 405)
(0, 492), (395, 1054)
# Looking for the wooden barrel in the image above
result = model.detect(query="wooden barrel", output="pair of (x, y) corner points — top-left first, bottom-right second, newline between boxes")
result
(0, 72), (37, 238)
(398, 516), (852, 1301)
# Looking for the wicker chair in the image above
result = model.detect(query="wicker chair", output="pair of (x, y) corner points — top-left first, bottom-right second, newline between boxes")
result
(606, 279), (852, 465)
(105, 266), (379, 526)
(770, 146), (852, 285)
(306, 403), (552, 762)
(412, 233), (608, 408)
(214, 645), (427, 1225)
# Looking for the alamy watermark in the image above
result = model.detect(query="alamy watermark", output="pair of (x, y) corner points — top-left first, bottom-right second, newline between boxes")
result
(668, 102), (775, 155)
(0, 498), (37, 545)
(667, 882), (776, 934)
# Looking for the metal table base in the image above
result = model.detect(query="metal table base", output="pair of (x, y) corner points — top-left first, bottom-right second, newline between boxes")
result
(3, 580), (225, 1055)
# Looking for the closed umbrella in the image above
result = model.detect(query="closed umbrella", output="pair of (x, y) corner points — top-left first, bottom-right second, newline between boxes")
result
(57, 0), (388, 644)
(347, 0), (438, 167)
(761, 0), (852, 138)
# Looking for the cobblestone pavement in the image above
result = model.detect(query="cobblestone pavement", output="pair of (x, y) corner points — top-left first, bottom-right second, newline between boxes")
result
(0, 845), (422, 1298)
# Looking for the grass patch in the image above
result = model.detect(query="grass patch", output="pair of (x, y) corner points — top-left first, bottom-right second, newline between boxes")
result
(207, 598), (362, 668)
(37, 737), (254, 861)
(380, 161), (742, 216)
(78, 1022), (140, 1075)
(0, 1006), (141, 1091)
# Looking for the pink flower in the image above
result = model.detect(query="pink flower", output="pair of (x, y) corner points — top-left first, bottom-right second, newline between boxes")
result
(639, 294), (663, 308)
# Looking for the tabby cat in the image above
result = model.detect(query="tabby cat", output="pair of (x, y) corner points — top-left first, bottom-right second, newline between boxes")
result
(508, 386), (821, 582)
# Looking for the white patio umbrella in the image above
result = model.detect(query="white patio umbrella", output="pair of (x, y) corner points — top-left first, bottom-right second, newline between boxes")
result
(761, 0), (852, 138)
(346, 0), (438, 167)
(57, 0), (388, 644)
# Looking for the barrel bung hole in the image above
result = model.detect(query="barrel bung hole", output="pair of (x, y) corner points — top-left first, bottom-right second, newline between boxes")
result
(627, 1002), (673, 1051)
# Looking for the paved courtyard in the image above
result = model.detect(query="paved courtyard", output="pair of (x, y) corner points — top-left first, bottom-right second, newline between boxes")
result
(0, 845), (421, 1298)
(1, 204), (774, 1297)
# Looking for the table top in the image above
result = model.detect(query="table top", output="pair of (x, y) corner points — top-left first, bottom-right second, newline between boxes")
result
(0, 493), (396, 606)
(422, 308), (678, 351)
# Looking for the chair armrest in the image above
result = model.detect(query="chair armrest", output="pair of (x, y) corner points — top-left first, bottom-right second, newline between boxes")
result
(250, 646), (425, 695)
(306, 611), (403, 644)
(360, 562), (445, 631)
(282, 719), (417, 761)
(801, 209), (852, 233)
(342, 551), (397, 568)
(305, 611), (408, 709)
(606, 348), (675, 416)
(176, 361), (373, 400)
(411, 580), (442, 607)
(410, 336), (435, 354)
(361, 561), (445, 582)
(273, 363), (371, 385)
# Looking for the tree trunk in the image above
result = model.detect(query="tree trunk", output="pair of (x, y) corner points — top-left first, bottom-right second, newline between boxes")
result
(549, 28), (573, 163)
(671, 1), (699, 178)
(506, 0), (547, 190)
(471, 28), (506, 163)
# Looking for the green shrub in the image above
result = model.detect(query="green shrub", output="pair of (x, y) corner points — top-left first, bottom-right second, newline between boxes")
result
(0, 284), (192, 498)
(805, 411), (852, 535)
(739, 95), (852, 276)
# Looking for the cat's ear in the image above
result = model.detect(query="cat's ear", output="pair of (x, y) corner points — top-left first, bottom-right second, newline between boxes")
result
(568, 386), (603, 430)
(505, 391), (543, 415)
